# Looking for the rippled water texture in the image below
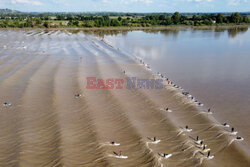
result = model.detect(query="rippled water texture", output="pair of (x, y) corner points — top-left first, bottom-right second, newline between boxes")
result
(0, 29), (249, 167)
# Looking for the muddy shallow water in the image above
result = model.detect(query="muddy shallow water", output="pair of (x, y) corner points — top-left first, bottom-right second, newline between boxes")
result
(104, 27), (250, 148)
(0, 29), (249, 167)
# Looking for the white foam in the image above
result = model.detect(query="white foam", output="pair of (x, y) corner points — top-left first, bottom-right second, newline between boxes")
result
(167, 109), (172, 113)
(152, 140), (161, 144)
(3, 103), (12, 107)
(115, 155), (128, 159)
(207, 155), (214, 160)
(231, 131), (238, 135)
(185, 129), (192, 132)
(207, 111), (213, 115)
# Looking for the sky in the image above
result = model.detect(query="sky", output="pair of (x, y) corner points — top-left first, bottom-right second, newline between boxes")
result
(0, 0), (249, 13)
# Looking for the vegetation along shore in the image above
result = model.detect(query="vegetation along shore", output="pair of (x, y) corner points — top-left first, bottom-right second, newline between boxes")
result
(0, 10), (249, 29)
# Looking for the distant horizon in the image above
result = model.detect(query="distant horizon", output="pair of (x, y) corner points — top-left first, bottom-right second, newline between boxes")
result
(1, 8), (250, 14)
(0, 0), (249, 13)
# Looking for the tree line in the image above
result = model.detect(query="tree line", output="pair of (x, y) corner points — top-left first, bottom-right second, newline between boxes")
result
(0, 12), (249, 28)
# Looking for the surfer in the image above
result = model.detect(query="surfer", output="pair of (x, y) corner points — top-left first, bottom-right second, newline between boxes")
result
(113, 151), (128, 159)
(165, 107), (172, 112)
(199, 141), (207, 148)
(202, 144), (206, 150)
(197, 102), (204, 106)
(230, 127), (238, 135)
(197, 142), (209, 151)
(207, 108), (213, 114)
(147, 137), (161, 144)
(222, 123), (230, 127)
(110, 141), (120, 146)
(75, 94), (82, 99)
(206, 151), (214, 159)
(158, 153), (172, 159)
(185, 125), (192, 132)
(236, 136), (244, 141)
(182, 91), (189, 96)
(195, 136), (202, 144)
(113, 151), (122, 156)
(3, 102), (12, 107)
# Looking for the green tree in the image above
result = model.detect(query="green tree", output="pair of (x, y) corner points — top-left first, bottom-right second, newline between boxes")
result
(159, 14), (166, 20)
(43, 21), (49, 28)
(18, 22), (24, 28)
(121, 19), (128, 26)
(216, 13), (224, 23)
(73, 21), (79, 26)
(231, 12), (241, 23)
(192, 15), (200, 21)
(24, 19), (33, 27)
(35, 18), (42, 25)
(13, 20), (19, 27)
(102, 16), (110, 26)
(204, 19), (212, 25)
(56, 15), (64, 20)
(243, 16), (249, 23)
(180, 15), (188, 23)
(66, 15), (73, 21)
(165, 16), (172, 25)
(83, 20), (95, 27)
(171, 12), (180, 24)
(110, 19), (121, 26)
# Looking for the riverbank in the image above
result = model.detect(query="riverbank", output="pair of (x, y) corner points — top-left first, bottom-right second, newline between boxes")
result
(0, 24), (249, 31)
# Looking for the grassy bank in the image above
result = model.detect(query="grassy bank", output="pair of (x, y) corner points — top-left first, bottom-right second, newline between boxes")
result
(0, 24), (249, 31)
(1, 12), (249, 29)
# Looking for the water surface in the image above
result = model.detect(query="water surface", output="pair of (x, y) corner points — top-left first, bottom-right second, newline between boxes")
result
(0, 29), (249, 167)
(104, 27), (250, 150)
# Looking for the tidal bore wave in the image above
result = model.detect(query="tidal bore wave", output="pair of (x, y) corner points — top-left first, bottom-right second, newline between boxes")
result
(0, 30), (249, 167)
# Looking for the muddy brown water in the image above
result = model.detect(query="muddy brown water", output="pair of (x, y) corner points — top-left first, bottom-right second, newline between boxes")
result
(0, 29), (249, 167)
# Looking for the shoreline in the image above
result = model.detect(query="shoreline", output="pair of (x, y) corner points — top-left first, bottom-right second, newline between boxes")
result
(0, 24), (249, 31)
